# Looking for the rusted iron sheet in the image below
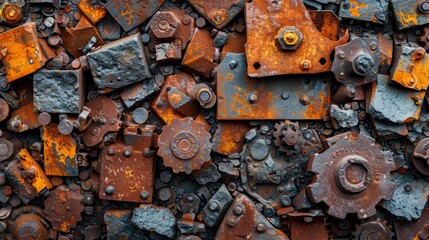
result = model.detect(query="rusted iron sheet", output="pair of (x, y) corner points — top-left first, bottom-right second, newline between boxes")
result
(182, 28), (216, 78)
(215, 194), (289, 240)
(217, 53), (331, 120)
(186, 0), (245, 29)
(61, 15), (105, 58)
(290, 217), (328, 240)
(309, 10), (342, 41)
(307, 132), (395, 219)
(0, 22), (46, 82)
(99, 126), (155, 203)
(149, 10), (195, 50)
(43, 184), (83, 233)
(245, 0), (349, 77)
(77, 0), (107, 25)
(5, 149), (52, 204)
(151, 73), (199, 124)
(212, 121), (251, 155)
(390, 45), (429, 91)
(339, 0), (389, 24)
(391, 0), (429, 30)
(82, 96), (121, 147)
(41, 123), (78, 177)
(102, 0), (165, 32)
(158, 117), (211, 174)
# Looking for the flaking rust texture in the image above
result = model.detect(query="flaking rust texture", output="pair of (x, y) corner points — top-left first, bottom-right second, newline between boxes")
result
(1, 0), (429, 239)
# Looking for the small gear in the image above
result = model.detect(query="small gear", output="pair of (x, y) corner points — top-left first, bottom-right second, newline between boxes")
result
(158, 117), (212, 174)
(273, 121), (301, 155)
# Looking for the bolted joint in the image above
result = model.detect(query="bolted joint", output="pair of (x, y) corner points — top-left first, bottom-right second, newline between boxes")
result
(276, 26), (303, 51)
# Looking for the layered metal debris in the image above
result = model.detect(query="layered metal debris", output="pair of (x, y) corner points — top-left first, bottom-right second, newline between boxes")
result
(0, 0), (428, 239)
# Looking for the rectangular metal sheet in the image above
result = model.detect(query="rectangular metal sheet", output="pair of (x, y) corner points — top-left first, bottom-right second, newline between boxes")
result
(217, 53), (331, 120)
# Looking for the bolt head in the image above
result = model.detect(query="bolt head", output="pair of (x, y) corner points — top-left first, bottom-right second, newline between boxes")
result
(276, 26), (303, 51)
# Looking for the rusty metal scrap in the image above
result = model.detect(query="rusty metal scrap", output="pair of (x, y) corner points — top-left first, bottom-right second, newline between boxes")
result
(307, 132), (395, 219)
(0, 0), (428, 239)
(245, 0), (349, 77)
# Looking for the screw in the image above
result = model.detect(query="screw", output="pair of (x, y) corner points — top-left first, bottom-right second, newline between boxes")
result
(229, 60), (238, 70)
(300, 96), (311, 105)
(249, 93), (258, 103)
(338, 51), (346, 59)
(140, 190), (149, 199)
(256, 222), (267, 232)
(105, 185), (115, 195)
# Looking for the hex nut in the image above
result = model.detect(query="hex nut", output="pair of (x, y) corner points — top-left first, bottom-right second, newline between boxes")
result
(276, 26), (303, 51)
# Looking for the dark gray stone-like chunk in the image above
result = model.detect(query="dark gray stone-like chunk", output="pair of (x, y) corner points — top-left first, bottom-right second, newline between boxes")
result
(132, 204), (176, 238)
(201, 184), (233, 227)
(33, 69), (84, 114)
(87, 33), (151, 90)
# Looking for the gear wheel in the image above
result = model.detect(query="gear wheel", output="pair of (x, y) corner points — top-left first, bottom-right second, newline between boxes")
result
(307, 132), (395, 219)
(273, 121), (301, 155)
(353, 217), (393, 240)
(158, 117), (212, 174)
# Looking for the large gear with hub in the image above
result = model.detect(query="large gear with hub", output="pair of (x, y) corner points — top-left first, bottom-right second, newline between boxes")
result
(158, 117), (212, 174)
(306, 132), (395, 219)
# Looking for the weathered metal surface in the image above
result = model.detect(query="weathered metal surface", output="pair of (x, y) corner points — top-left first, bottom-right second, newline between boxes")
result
(339, 0), (390, 24)
(380, 173), (429, 221)
(99, 126), (155, 203)
(43, 184), (83, 233)
(41, 123), (78, 177)
(390, 45), (429, 91)
(182, 28), (216, 78)
(5, 149), (52, 204)
(412, 137), (429, 176)
(354, 217), (393, 240)
(0, 22), (46, 82)
(151, 73), (199, 124)
(331, 37), (381, 91)
(217, 53), (331, 120)
(61, 15), (105, 58)
(158, 117), (211, 174)
(212, 121), (251, 155)
(77, 0), (107, 25)
(391, 0), (429, 30)
(87, 33), (151, 90)
(307, 132), (395, 219)
(201, 184), (233, 227)
(394, 208), (429, 240)
(104, 210), (145, 240)
(245, 0), (349, 77)
(81, 96), (121, 147)
(290, 217), (329, 240)
(149, 10), (195, 50)
(215, 194), (289, 240)
(102, 0), (165, 32)
(367, 74), (425, 124)
(33, 69), (85, 114)
(186, 0), (245, 29)
(6, 206), (52, 240)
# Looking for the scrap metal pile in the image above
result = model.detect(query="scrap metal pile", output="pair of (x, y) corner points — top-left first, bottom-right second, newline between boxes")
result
(1, 0), (429, 239)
